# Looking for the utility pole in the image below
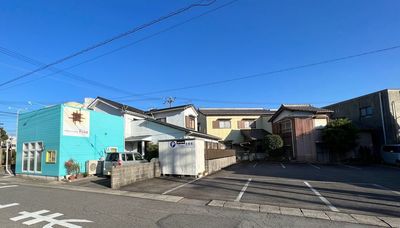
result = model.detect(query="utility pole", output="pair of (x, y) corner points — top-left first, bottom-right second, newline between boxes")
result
(164, 97), (176, 108)
(0, 123), (4, 173)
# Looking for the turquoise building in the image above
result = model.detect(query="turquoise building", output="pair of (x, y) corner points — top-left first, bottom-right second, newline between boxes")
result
(15, 104), (124, 180)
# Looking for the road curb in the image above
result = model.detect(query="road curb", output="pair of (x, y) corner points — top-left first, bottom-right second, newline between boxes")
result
(207, 200), (398, 227)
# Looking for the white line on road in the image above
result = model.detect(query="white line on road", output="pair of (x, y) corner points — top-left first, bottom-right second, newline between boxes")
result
(304, 181), (339, 212)
(0, 185), (18, 189)
(253, 163), (258, 168)
(372, 184), (400, 195)
(308, 164), (320, 169)
(342, 165), (362, 170)
(280, 163), (286, 169)
(235, 178), (252, 202)
(0, 203), (19, 209)
(162, 178), (201, 195)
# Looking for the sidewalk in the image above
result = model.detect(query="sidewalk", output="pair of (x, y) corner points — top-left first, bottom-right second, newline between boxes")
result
(2, 175), (400, 227)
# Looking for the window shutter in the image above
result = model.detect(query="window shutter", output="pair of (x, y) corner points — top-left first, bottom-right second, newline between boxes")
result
(185, 116), (189, 128)
(212, 121), (219, 129)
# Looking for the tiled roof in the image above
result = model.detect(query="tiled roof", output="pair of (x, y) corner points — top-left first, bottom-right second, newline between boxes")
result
(94, 97), (145, 114)
(269, 104), (333, 122)
(281, 104), (333, 113)
(199, 108), (275, 116)
(145, 104), (194, 114)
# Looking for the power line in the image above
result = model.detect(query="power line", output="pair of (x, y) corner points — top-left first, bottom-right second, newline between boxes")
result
(0, 0), (216, 88)
(115, 44), (400, 99)
(0, 0), (238, 92)
(0, 46), (156, 99)
(0, 111), (17, 115)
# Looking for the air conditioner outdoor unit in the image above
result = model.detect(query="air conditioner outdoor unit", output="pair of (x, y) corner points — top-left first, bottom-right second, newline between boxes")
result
(86, 160), (100, 175)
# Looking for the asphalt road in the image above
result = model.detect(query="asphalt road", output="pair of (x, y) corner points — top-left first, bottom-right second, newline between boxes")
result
(0, 180), (372, 228)
(117, 162), (400, 217)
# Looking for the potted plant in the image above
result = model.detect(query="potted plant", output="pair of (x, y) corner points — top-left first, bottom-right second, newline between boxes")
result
(64, 159), (80, 181)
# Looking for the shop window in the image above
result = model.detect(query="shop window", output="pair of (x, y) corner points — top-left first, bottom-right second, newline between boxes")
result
(22, 141), (43, 173)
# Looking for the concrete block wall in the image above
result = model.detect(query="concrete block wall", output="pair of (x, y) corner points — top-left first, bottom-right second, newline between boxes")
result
(205, 156), (236, 174)
(111, 159), (161, 189)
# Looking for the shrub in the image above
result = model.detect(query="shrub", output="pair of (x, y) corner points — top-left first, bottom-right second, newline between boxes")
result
(145, 143), (159, 161)
(264, 134), (284, 157)
(322, 118), (358, 158)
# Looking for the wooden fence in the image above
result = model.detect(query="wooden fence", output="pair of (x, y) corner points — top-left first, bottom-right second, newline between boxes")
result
(204, 149), (236, 160)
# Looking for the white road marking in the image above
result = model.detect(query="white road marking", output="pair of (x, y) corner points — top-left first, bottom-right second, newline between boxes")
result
(10, 210), (92, 228)
(280, 163), (286, 169)
(0, 203), (19, 209)
(162, 178), (201, 195)
(253, 163), (258, 168)
(0, 185), (18, 189)
(342, 165), (362, 170)
(372, 184), (400, 195)
(235, 178), (252, 202)
(304, 181), (339, 212)
(308, 164), (321, 169)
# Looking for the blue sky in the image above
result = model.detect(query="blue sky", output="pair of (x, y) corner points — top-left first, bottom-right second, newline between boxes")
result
(0, 0), (399, 135)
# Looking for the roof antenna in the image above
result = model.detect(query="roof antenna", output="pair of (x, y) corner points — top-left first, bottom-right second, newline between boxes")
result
(164, 97), (176, 108)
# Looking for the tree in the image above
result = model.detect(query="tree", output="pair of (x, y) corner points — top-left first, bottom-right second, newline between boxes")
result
(145, 143), (159, 161)
(0, 128), (8, 143)
(322, 118), (358, 157)
(264, 134), (283, 157)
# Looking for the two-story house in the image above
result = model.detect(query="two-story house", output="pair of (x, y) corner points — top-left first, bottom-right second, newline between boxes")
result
(145, 105), (199, 131)
(87, 98), (219, 155)
(198, 108), (275, 153)
(269, 104), (333, 162)
(324, 89), (400, 155)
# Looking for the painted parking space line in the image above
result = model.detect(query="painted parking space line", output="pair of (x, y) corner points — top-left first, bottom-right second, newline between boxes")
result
(235, 178), (252, 202)
(162, 178), (201, 195)
(304, 181), (339, 212)
(308, 164), (320, 170)
(0, 185), (18, 189)
(0, 203), (19, 209)
(372, 184), (400, 195)
(280, 163), (286, 169)
(253, 163), (258, 168)
(342, 165), (362, 170)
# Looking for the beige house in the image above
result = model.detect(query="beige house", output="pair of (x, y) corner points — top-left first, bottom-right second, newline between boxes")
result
(198, 108), (275, 153)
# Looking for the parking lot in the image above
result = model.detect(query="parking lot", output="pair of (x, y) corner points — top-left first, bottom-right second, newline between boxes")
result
(119, 162), (400, 217)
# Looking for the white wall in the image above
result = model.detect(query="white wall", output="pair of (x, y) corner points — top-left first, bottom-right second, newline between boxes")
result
(313, 118), (328, 129)
(159, 139), (205, 176)
(151, 107), (198, 131)
(129, 119), (186, 143)
(152, 110), (184, 128)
